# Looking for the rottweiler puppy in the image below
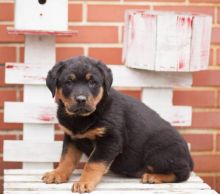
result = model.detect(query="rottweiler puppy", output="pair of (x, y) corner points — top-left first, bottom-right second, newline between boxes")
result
(42, 56), (193, 193)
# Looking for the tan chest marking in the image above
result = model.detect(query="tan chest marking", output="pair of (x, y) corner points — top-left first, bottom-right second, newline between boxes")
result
(59, 125), (106, 140)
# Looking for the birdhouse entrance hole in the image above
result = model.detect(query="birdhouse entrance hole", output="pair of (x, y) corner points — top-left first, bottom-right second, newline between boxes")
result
(38, 0), (47, 5)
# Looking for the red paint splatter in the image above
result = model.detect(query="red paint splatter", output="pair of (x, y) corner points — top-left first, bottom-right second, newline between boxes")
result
(38, 115), (53, 122)
(6, 65), (14, 69)
(178, 58), (185, 69)
(187, 17), (193, 29)
(177, 16), (186, 27)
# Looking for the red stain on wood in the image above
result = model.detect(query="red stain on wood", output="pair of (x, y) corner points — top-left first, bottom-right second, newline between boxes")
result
(178, 58), (185, 69)
(6, 65), (14, 69)
(38, 115), (54, 122)
(187, 17), (193, 29)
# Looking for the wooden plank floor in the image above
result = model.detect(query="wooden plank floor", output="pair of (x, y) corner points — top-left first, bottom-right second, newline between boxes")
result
(4, 170), (218, 194)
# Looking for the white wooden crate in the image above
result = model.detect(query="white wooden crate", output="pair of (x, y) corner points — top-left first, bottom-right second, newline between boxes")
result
(123, 10), (212, 72)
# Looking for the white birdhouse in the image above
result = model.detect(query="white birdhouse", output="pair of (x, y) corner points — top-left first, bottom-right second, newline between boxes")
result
(15, 0), (68, 31)
(123, 10), (212, 72)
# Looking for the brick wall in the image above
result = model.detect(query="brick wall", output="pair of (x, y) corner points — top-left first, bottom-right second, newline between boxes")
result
(0, 0), (220, 192)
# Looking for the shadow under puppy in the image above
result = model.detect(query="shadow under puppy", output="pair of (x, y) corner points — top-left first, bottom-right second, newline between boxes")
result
(42, 56), (193, 193)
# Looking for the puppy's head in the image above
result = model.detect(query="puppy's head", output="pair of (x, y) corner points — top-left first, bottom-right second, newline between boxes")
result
(46, 56), (113, 116)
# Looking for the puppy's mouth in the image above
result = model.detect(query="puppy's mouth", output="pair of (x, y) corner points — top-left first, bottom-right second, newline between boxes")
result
(66, 105), (95, 116)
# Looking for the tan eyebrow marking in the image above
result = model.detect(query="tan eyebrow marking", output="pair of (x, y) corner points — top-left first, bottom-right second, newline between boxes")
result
(69, 73), (76, 81)
(85, 73), (92, 80)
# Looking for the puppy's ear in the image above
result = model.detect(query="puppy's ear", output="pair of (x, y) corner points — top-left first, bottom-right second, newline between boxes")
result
(46, 62), (65, 97)
(95, 60), (113, 95)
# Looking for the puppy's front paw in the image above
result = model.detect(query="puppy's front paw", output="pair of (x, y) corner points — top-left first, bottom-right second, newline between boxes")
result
(72, 181), (96, 193)
(141, 173), (162, 184)
(42, 171), (68, 184)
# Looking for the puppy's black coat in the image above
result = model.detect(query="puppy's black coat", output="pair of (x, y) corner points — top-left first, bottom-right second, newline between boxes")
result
(46, 56), (193, 184)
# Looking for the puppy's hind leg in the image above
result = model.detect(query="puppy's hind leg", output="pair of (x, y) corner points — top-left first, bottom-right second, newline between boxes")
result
(141, 173), (176, 184)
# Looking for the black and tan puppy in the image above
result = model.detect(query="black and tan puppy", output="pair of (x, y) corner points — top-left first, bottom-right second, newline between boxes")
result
(42, 56), (193, 193)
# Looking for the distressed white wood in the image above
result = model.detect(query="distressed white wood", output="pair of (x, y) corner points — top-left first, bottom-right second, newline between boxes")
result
(124, 11), (157, 70)
(25, 35), (56, 65)
(22, 35), (56, 169)
(4, 191), (219, 194)
(23, 85), (53, 103)
(141, 88), (173, 106)
(155, 14), (192, 71)
(4, 182), (211, 191)
(190, 15), (212, 71)
(15, 0), (68, 31)
(3, 141), (88, 163)
(3, 141), (62, 162)
(5, 63), (193, 87)
(23, 125), (54, 142)
(123, 10), (212, 72)
(4, 173), (203, 183)
(4, 102), (191, 126)
(4, 102), (57, 124)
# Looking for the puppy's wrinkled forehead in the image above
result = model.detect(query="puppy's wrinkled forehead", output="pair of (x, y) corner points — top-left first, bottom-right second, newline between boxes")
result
(59, 58), (103, 81)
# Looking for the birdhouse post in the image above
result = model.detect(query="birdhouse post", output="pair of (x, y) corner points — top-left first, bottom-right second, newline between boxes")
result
(4, 0), (76, 169)
(123, 10), (212, 126)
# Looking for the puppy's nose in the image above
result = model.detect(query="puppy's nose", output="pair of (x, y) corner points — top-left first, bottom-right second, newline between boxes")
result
(76, 95), (87, 104)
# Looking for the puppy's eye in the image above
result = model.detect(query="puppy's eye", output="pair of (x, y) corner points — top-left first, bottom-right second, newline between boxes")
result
(65, 80), (72, 85)
(88, 79), (96, 88)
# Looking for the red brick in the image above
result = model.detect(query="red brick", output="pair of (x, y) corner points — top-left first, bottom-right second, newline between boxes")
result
(218, 8), (220, 24)
(212, 27), (220, 44)
(216, 176), (220, 193)
(193, 155), (220, 172)
(69, 4), (82, 21)
(154, 6), (214, 18)
(192, 111), (220, 128)
(88, 5), (149, 22)
(200, 175), (215, 189)
(190, 0), (220, 3)
(0, 112), (22, 130)
(88, 48), (122, 64)
(0, 25), (24, 43)
(217, 49), (220, 65)
(209, 48), (213, 65)
(0, 66), (4, 86)
(126, 0), (184, 1)
(120, 90), (141, 100)
(19, 47), (24, 63)
(218, 91), (220, 107)
(193, 70), (220, 86)
(173, 90), (215, 107)
(0, 90), (17, 108)
(0, 47), (16, 63)
(0, 3), (14, 21)
(0, 179), (2, 194)
(56, 47), (84, 62)
(182, 134), (213, 151)
(216, 134), (220, 151)
(0, 134), (17, 153)
(57, 26), (118, 43)
(0, 157), (22, 176)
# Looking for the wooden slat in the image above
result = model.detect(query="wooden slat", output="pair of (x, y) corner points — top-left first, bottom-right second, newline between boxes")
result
(4, 102), (57, 124)
(7, 27), (78, 36)
(4, 190), (219, 194)
(3, 141), (62, 162)
(5, 63), (192, 87)
(3, 141), (88, 162)
(4, 102), (191, 126)
(4, 174), (203, 183)
(4, 182), (211, 191)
